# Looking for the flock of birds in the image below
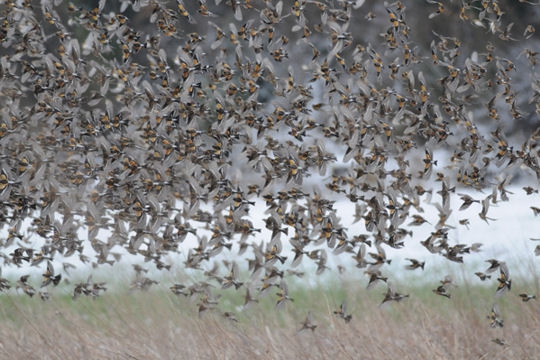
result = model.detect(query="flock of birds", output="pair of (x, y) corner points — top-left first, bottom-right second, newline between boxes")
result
(0, 0), (539, 345)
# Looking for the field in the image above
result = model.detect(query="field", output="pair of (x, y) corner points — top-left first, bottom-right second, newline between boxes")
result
(1, 276), (538, 360)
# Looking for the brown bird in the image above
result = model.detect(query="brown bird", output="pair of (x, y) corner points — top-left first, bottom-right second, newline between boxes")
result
(485, 259), (501, 273)
(496, 262), (511, 297)
(380, 283), (409, 306)
(408, 215), (429, 226)
(479, 196), (496, 224)
(432, 284), (451, 298)
(333, 300), (352, 323)
(276, 280), (293, 309)
(16, 275), (36, 297)
(457, 193), (479, 210)
(518, 293), (536, 302)
(243, 287), (259, 309)
(221, 261), (243, 290)
(405, 258), (425, 270)
(170, 284), (188, 296)
(523, 186), (538, 195)
(475, 272), (491, 281)
(433, 275), (456, 298)
(41, 260), (62, 287)
(422, 148), (437, 177)
(365, 268), (388, 289)
(222, 312), (238, 322)
(39, 290), (51, 301)
(0, 269), (10, 292)
(298, 311), (317, 332)
(487, 304), (504, 328)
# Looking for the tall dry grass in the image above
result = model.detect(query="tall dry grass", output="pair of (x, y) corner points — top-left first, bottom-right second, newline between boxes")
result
(0, 279), (538, 360)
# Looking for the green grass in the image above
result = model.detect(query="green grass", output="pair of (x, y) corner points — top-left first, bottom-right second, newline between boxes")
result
(0, 275), (538, 359)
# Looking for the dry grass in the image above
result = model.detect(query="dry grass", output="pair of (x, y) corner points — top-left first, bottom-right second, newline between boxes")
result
(0, 279), (538, 360)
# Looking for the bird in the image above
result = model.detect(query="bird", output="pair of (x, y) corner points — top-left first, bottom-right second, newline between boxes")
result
(333, 300), (352, 323)
(491, 338), (506, 346)
(475, 272), (491, 281)
(380, 283), (409, 306)
(496, 262), (511, 297)
(170, 284), (188, 296)
(243, 287), (259, 309)
(16, 275), (36, 297)
(432, 284), (451, 298)
(518, 293), (536, 302)
(479, 196), (497, 224)
(298, 311), (317, 332)
(487, 304), (504, 328)
(0, 270), (10, 292)
(485, 259), (501, 273)
(408, 215), (430, 226)
(222, 312), (238, 322)
(41, 260), (62, 287)
(276, 280), (293, 309)
(433, 275), (456, 298)
(405, 258), (425, 270)
(457, 193), (479, 210)
(221, 261), (243, 290)
(365, 268), (388, 289)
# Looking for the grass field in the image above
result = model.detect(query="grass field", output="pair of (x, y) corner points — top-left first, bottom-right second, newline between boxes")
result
(0, 275), (538, 360)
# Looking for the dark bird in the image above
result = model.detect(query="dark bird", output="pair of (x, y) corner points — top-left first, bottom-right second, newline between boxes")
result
(485, 259), (501, 273)
(380, 283), (409, 306)
(276, 280), (293, 309)
(16, 275), (36, 297)
(408, 215), (429, 226)
(365, 268), (388, 289)
(298, 311), (317, 332)
(432, 284), (451, 298)
(518, 293), (536, 302)
(457, 193), (479, 211)
(0, 270), (10, 292)
(433, 275), (455, 298)
(479, 196), (496, 224)
(475, 272), (491, 281)
(41, 260), (62, 287)
(495, 262), (511, 297)
(487, 304), (504, 328)
(523, 186), (538, 195)
(221, 261), (243, 290)
(405, 258), (425, 270)
(334, 300), (352, 323)
(222, 312), (238, 322)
